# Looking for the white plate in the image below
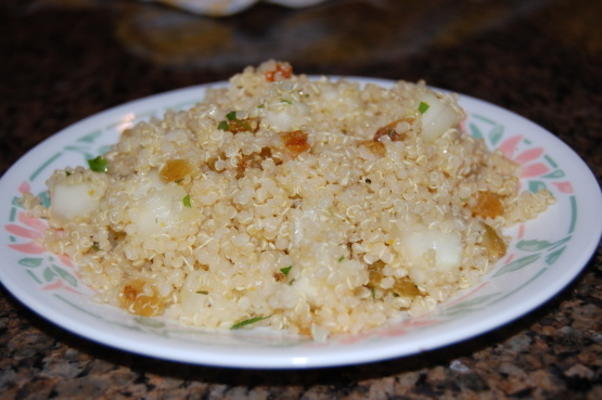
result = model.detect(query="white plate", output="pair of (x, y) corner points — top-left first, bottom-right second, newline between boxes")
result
(1, 79), (601, 369)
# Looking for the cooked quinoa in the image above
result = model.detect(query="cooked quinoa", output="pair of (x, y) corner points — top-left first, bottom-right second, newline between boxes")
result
(30, 61), (553, 339)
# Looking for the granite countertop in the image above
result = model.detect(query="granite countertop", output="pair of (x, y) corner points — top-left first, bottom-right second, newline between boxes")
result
(1, 0), (601, 398)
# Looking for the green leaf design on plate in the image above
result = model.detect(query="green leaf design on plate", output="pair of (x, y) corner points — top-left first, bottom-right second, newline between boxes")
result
(545, 246), (566, 265)
(528, 180), (547, 193)
(134, 316), (166, 329)
(517, 236), (571, 252)
(443, 292), (502, 316)
(42, 267), (57, 282)
(488, 125), (504, 146)
(544, 154), (558, 168)
(52, 265), (77, 287)
(547, 236), (571, 250)
(494, 254), (541, 277)
(77, 130), (102, 143)
(18, 257), (43, 268)
(64, 145), (87, 152)
(469, 123), (483, 139)
(543, 169), (565, 179)
(38, 191), (51, 208)
(97, 145), (112, 155)
(111, 321), (144, 332)
(517, 239), (554, 252)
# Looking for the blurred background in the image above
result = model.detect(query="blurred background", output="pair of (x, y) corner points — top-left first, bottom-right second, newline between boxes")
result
(1, 0), (601, 398)
(3, 1), (601, 164)
(2, 0), (600, 171)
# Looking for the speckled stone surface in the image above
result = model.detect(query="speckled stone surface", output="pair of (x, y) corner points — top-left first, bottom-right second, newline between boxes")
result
(1, 0), (601, 398)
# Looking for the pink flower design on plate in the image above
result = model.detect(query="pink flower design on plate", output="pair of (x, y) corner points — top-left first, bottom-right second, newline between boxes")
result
(6, 211), (47, 254)
(497, 135), (573, 193)
(6, 182), (47, 254)
(41, 279), (81, 294)
(497, 135), (547, 178)
(5, 182), (73, 267)
(551, 181), (574, 194)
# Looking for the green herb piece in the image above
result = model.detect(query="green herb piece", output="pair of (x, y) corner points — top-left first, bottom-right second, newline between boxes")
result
(226, 111), (237, 121)
(196, 290), (208, 295)
(91, 242), (100, 251)
(338, 256), (345, 262)
(231, 315), (270, 330)
(87, 156), (108, 173)
(217, 120), (229, 130)
(257, 104), (265, 108)
(65, 171), (72, 176)
(370, 287), (376, 299)
(418, 101), (430, 114)
(182, 194), (191, 208)
(280, 265), (292, 276)
(280, 98), (292, 104)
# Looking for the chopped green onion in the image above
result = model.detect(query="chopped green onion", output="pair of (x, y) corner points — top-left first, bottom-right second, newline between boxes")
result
(230, 315), (270, 330)
(87, 156), (108, 173)
(217, 120), (229, 130)
(280, 265), (292, 276)
(418, 101), (430, 114)
(338, 256), (345, 262)
(182, 194), (191, 208)
(196, 290), (208, 295)
(91, 242), (100, 251)
(226, 111), (237, 121)
(371, 287), (376, 299)
(280, 98), (292, 104)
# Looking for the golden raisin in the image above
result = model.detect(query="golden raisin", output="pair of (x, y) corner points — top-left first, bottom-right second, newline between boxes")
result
(120, 279), (165, 317)
(294, 321), (312, 337)
(367, 260), (386, 287)
(227, 117), (260, 134)
(194, 262), (209, 271)
(259, 146), (272, 159)
(359, 140), (386, 157)
(392, 277), (421, 298)
(108, 228), (126, 241)
(482, 223), (507, 260)
(373, 118), (412, 142)
(471, 191), (504, 218)
(281, 130), (310, 157)
(160, 159), (192, 183)
(236, 147), (274, 178)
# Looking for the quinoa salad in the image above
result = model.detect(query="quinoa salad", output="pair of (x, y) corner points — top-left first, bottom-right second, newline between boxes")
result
(25, 61), (554, 339)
